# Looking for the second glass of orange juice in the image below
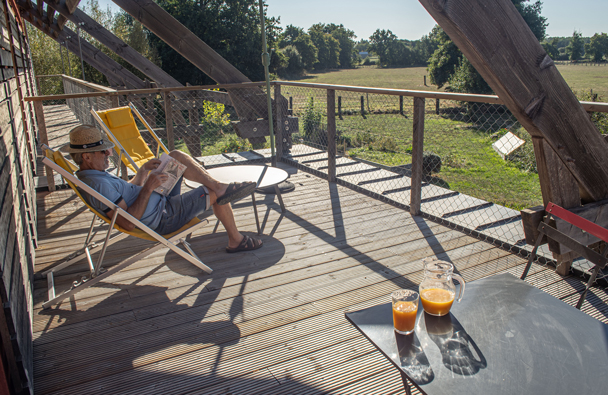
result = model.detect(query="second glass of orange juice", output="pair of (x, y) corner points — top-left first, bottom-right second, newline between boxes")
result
(391, 290), (419, 335)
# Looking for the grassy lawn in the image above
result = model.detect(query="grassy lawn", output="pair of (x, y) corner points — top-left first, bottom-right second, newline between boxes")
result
(287, 66), (606, 211)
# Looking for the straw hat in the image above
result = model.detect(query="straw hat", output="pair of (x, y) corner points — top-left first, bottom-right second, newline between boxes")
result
(59, 125), (115, 153)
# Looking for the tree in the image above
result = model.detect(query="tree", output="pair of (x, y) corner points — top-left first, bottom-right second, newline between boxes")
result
(151, 0), (282, 85)
(309, 24), (340, 69)
(541, 37), (559, 60)
(369, 29), (397, 67)
(566, 30), (585, 61)
(585, 33), (608, 62)
(427, 0), (548, 93)
(322, 24), (357, 69)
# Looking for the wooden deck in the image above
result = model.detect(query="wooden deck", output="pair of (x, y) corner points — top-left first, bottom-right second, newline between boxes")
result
(33, 164), (608, 394)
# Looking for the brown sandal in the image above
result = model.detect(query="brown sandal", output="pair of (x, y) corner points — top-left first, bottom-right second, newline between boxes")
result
(216, 182), (256, 205)
(226, 235), (263, 253)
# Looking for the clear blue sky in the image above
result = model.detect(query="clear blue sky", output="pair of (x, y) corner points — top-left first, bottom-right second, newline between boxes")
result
(97, 0), (608, 40)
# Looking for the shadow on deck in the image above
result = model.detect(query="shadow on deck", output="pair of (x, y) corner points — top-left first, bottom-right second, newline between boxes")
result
(32, 104), (608, 394)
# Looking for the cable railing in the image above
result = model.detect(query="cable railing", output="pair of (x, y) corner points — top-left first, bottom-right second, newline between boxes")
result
(26, 77), (608, 281)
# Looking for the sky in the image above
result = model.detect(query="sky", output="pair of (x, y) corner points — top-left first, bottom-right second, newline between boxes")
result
(96, 0), (608, 40)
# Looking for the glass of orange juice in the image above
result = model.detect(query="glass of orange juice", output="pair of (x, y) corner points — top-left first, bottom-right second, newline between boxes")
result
(391, 290), (419, 335)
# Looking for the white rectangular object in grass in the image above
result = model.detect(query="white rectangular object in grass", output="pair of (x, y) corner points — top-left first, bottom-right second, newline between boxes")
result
(492, 132), (525, 159)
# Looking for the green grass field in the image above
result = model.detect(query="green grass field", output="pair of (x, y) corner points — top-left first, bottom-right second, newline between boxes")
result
(287, 65), (606, 210)
(292, 64), (608, 99)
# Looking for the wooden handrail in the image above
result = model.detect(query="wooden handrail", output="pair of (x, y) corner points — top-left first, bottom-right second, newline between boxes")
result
(24, 79), (608, 113)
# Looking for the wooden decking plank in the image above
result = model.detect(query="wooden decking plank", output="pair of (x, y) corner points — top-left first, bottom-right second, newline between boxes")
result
(34, 236), (486, 387)
(33, 209), (441, 319)
(33, 219), (450, 349)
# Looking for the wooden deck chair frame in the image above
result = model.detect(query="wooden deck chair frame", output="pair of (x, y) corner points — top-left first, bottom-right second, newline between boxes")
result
(521, 202), (608, 309)
(90, 102), (169, 174)
(40, 145), (212, 309)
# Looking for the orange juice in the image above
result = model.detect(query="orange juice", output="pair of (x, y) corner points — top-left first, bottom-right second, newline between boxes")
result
(420, 288), (454, 316)
(392, 301), (418, 334)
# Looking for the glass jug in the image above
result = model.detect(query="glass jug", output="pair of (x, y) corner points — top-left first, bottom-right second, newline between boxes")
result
(419, 258), (465, 316)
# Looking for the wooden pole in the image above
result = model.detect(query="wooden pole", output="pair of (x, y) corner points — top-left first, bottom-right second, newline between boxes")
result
(532, 137), (581, 275)
(33, 101), (55, 191)
(360, 96), (365, 116)
(410, 97), (425, 216)
(338, 96), (342, 120)
(418, 0), (608, 202)
(399, 95), (404, 115)
(274, 84), (284, 160)
(327, 89), (336, 183)
(163, 91), (174, 151)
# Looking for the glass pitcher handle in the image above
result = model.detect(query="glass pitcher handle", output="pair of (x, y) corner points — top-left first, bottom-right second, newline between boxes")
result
(452, 273), (466, 303)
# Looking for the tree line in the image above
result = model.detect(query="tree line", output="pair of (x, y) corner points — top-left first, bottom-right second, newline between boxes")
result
(28, 0), (608, 96)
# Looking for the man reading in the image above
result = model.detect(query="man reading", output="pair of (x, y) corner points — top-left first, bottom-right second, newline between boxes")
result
(60, 125), (263, 253)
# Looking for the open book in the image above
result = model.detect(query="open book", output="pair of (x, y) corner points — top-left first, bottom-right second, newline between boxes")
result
(152, 153), (187, 196)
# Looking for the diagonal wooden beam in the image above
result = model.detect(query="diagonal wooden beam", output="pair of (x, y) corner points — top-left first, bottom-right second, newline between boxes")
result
(418, 0), (608, 202)
(46, 0), (184, 89)
(20, 6), (146, 89)
(64, 0), (78, 13)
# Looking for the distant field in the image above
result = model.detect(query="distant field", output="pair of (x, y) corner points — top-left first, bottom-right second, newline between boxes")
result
(290, 65), (608, 100)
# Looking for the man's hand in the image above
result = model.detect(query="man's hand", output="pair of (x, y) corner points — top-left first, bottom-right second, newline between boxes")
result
(131, 159), (163, 186)
(143, 172), (168, 192)
(141, 159), (161, 172)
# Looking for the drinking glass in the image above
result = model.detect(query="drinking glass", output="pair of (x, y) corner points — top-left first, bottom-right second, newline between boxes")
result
(392, 290), (419, 335)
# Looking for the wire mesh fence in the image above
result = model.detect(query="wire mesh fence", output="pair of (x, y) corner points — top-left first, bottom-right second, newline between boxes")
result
(33, 75), (608, 288)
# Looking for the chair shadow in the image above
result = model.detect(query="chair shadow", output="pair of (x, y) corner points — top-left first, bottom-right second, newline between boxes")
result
(34, 232), (287, 393)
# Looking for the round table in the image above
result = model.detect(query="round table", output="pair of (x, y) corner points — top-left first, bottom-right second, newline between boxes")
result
(185, 165), (289, 234)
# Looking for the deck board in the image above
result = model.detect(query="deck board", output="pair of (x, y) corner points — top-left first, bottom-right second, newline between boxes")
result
(32, 107), (608, 394)
(32, 163), (608, 395)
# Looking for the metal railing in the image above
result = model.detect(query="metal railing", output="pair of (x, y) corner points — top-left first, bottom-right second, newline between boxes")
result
(27, 76), (608, 281)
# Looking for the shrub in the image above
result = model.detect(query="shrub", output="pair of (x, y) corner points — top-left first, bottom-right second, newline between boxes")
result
(422, 151), (442, 174)
(302, 97), (325, 145)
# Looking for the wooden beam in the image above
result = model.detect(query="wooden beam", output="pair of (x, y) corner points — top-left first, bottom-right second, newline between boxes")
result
(49, 0), (184, 88)
(64, 0), (79, 13)
(112, 0), (250, 85)
(20, 7), (146, 89)
(532, 137), (581, 274)
(418, 0), (608, 202)
(56, 13), (66, 29)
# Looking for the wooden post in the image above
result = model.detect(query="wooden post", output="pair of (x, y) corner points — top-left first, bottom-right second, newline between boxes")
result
(338, 96), (343, 120)
(410, 97), (425, 216)
(532, 137), (581, 275)
(289, 96), (293, 115)
(360, 96), (365, 116)
(327, 89), (336, 183)
(424, 75), (427, 86)
(274, 84), (284, 160)
(33, 100), (55, 191)
(399, 96), (404, 115)
(418, 0), (608, 202)
(163, 91), (174, 151)
(435, 98), (440, 115)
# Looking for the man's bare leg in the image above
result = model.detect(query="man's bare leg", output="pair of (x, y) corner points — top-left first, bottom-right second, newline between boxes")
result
(208, 190), (250, 249)
(169, 150), (228, 196)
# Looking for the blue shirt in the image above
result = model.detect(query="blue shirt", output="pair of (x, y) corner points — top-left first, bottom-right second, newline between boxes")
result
(76, 169), (165, 230)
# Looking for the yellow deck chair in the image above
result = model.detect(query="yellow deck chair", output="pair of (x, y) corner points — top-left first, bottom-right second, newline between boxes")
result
(40, 145), (211, 309)
(92, 103), (169, 173)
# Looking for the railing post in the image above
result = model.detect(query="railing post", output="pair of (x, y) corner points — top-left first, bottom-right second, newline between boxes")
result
(410, 96), (425, 216)
(34, 100), (55, 191)
(163, 91), (174, 151)
(274, 84), (284, 162)
(327, 89), (336, 183)
(338, 96), (342, 120)
(399, 95), (403, 115)
(360, 96), (365, 116)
